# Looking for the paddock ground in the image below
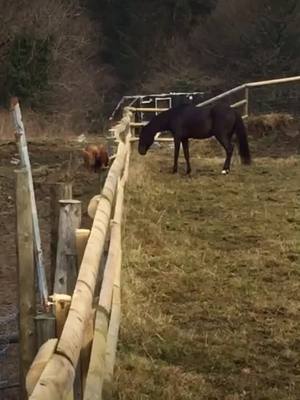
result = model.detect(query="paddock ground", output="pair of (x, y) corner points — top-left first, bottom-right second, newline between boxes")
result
(0, 127), (299, 399)
(115, 132), (300, 400)
(0, 138), (100, 400)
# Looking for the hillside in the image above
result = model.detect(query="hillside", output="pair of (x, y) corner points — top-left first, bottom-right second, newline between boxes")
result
(0, 0), (299, 133)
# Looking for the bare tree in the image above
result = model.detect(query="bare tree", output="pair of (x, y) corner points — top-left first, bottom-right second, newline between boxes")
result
(191, 0), (300, 84)
(0, 0), (118, 131)
(140, 37), (222, 94)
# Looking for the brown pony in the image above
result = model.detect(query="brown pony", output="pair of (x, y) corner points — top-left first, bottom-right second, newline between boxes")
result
(82, 144), (109, 172)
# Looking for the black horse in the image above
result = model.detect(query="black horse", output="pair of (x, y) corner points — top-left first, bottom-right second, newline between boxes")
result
(138, 103), (251, 174)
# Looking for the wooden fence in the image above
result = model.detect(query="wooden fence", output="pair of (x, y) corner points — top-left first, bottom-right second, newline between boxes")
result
(19, 107), (133, 399)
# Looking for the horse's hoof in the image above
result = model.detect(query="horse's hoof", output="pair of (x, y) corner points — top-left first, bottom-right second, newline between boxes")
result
(221, 169), (229, 175)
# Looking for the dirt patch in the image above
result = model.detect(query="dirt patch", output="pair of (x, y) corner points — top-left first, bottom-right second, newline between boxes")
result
(0, 138), (105, 399)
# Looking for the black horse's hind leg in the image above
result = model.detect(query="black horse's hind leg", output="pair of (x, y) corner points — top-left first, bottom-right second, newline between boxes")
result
(172, 138), (180, 173)
(215, 133), (234, 174)
(182, 139), (191, 174)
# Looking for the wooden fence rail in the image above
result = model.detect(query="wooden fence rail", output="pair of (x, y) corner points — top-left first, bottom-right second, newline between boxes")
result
(26, 107), (133, 400)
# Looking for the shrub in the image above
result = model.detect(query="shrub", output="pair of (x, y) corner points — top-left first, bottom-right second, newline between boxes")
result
(6, 34), (52, 107)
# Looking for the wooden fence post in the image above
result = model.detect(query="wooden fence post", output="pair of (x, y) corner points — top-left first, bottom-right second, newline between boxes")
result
(11, 97), (49, 309)
(53, 200), (82, 399)
(75, 229), (90, 267)
(50, 182), (73, 292)
(54, 200), (81, 295)
(15, 168), (37, 399)
(51, 294), (72, 339)
(34, 313), (56, 349)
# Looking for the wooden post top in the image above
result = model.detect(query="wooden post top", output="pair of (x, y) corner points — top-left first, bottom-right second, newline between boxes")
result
(58, 199), (81, 205)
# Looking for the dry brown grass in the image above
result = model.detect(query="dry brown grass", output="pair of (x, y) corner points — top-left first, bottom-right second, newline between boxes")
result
(114, 137), (300, 400)
(0, 108), (95, 141)
(0, 108), (109, 142)
(248, 113), (299, 138)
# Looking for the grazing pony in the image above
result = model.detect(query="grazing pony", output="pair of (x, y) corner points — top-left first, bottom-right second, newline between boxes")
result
(138, 103), (251, 174)
(82, 144), (109, 173)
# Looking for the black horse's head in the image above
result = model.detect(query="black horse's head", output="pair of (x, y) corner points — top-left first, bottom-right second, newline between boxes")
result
(138, 110), (170, 155)
(138, 124), (155, 155)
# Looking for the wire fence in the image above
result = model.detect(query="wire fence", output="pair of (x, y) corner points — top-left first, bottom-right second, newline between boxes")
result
(0, 304), (19, 400)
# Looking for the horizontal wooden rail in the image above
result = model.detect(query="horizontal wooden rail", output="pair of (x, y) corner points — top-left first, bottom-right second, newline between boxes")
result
(246, 75), (300, 88)
(231, 99), (247, 108)
(102, 249), (121, 399)
(84, 156), (129, 399)
(130, 122), (147, 127)
(197, 75), (300, 108)
(129, 103), (247, 113)
(103, 149), (130, 398)
(128, 107), (169, 112)
(110, 91), (204, 120)
(197, 84), (245, 108)
(130, 137), (173, 143)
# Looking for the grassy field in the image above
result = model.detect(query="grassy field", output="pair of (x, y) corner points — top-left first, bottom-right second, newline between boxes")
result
(114, 134), (300, 400)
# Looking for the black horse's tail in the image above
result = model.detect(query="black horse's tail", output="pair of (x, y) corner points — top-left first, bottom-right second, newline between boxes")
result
(235, 112), (251, 165)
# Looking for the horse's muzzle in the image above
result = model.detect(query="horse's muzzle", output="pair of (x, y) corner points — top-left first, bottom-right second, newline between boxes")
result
(138, 146), (147, 155)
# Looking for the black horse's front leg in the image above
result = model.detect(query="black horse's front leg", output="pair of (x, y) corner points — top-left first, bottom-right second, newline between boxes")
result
(182, 139), (191, 174)
(172, 139), (180, 173)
